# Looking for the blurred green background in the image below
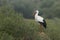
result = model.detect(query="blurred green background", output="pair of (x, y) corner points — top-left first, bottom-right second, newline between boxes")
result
(0, 0), (60, 40)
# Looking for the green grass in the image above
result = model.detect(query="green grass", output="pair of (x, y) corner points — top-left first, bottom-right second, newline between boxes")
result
(46, 19), (60, 40)
(24, 18), (60, 40)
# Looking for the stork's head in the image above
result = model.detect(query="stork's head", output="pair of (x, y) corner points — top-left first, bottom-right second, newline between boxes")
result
(33, 10), (39, 16)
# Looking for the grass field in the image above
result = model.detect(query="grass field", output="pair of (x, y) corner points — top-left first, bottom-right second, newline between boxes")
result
(24, 18), (60, 40)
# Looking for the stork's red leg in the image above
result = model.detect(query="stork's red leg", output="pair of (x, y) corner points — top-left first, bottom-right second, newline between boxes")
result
(40, 24), (43, 32)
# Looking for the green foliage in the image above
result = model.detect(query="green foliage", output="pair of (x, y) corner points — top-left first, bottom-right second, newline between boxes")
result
(0, 32), (14, 40)
(0, 0), (60, 40)
(0, 5), (24, 40)
(0, 4), (41, 40)
(46, 18), (60, 40)
(0, 6), (41, 40)
(12, 0), (60, 18)
(1, 0), (60, 18)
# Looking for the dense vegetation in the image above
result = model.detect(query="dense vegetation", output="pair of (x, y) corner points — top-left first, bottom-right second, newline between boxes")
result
(0, 0), (60, 18)
(0, 0), (60, 40)
(12, 0), (60, 18)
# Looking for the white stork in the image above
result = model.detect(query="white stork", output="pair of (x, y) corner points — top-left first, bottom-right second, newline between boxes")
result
(33, 10), (47, 32)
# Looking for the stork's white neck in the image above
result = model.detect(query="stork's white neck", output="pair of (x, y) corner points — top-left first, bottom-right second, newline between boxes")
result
(34, 10), (39, 17)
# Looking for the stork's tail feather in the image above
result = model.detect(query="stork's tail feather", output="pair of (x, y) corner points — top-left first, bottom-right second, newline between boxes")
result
(43, 23), (46, 29)
(43, 20), (47, 29)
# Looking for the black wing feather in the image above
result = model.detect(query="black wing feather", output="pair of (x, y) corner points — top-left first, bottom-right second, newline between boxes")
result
(38, 19), (47, 28)
(43, 19), (47, 28)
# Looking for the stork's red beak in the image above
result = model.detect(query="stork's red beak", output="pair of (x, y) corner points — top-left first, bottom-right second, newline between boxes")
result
(33, 11), (36, 16)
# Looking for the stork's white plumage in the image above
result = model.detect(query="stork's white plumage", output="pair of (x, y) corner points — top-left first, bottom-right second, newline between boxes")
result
(34, 10), (44, 22)
(33, 10), (47, 29)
